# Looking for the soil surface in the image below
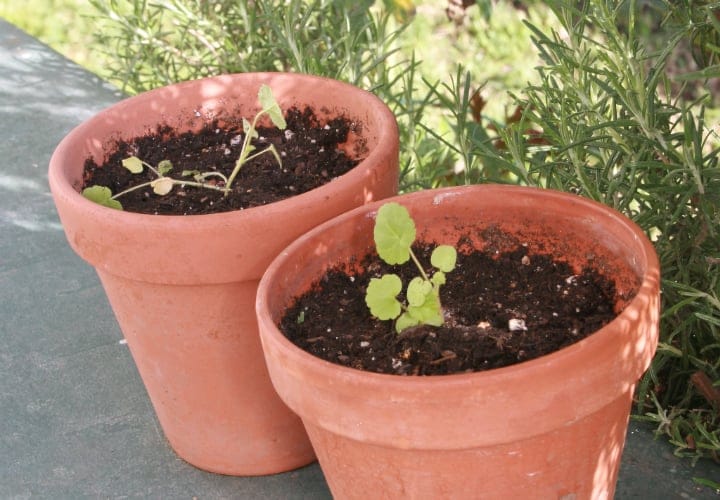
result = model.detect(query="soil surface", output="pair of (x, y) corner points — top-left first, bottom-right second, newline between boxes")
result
(281, 242), (628, 376)
(82, 107), (362, 215)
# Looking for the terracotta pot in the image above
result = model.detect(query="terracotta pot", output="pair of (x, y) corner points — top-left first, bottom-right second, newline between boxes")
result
(48, 73), (399, 475)
(256, 185), (660, 498)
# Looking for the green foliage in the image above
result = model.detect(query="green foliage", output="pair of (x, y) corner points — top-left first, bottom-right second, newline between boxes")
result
(431, 245), (457, 272)
(434, 0), (720, 462)
(81, 185), (122, 210)
(225, 84), (286, 191)
(365, 274), (403, 321)
(82, 84), (285, 209)
(373, 201), (417, 265)
(85, 0), (461, 194)
(88, 0), (388, 92)
(365, 202), (456, 333)
(258, 85), (287, 130)
(121, 156), (144, 174)
(514, 6), (720, 464)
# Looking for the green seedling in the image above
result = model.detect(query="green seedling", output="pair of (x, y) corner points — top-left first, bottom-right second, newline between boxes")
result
(82, 84), (287, 210)
(365, 202), (457, 333)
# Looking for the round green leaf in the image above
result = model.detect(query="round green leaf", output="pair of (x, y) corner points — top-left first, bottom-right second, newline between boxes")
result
(81, 186), (122, 210)
(157, 160), (173, 176)
(395, 312), (420, 333)
(374, 202), (416, 265)
(365, 274), (403, 320)
(431, 271), (446, 287)
(405, 290), (443, 327)
(151, 177), (174, 195)
(258, 84), (287, 130)
(431, 245), (457, 273)
(406, 277), (432, 307)
(121, 156), (144, 174)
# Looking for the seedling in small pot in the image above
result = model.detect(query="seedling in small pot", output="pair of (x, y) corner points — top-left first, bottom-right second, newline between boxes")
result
(82, 84), (287, 210)
(365, 202), (457, 333)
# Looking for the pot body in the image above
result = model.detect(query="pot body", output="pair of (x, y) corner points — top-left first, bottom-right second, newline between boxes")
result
(256, 185), (660, 497)
(48, 73), (399, 475)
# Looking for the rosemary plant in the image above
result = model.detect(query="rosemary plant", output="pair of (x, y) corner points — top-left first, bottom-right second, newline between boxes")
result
(437, 0), (720, 463)
(88, 0), (450, 193)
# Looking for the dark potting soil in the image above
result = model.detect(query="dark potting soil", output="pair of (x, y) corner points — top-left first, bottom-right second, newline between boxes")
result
(280, 243), (627, 376)
(82, 107), (362, 215)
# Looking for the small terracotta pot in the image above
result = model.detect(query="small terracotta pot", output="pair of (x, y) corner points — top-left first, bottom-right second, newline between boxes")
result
(48, 73), (399, 475)
(256, 185), (660, 498)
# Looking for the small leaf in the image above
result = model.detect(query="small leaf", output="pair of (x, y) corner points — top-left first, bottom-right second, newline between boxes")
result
(374, 202), (416, 265)
(82, 185), (123, 210)
(431, 245), (457, 273)
(258, 84), (287, 129)
(405, 290), (443, 327)
(121, 156), (144, 174)
(406, 277), (432, 307)
(157, 160), (173, 176)
(431, 271), (446, 287)
(151, 177), (174, 195)
(395, 312), (420, 333)
(266, 144), (283, 167)
(365, 274), (403, 320)
(243, 118), (259, 140)
(194, 171), (228, 184)
(181, 169), (201, 177)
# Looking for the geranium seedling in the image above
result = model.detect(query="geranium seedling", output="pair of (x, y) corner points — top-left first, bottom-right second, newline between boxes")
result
(365, 202), (457, 333)
(82, 84), (287, 210)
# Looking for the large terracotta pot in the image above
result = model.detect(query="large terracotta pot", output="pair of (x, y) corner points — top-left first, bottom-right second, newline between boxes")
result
(48, 73), (399, 475)
(256, 185), (660, 498)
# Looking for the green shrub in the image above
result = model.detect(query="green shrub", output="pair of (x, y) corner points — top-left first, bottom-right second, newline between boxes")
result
(89, 0), (455, 191)
(438, 0), (720, 463)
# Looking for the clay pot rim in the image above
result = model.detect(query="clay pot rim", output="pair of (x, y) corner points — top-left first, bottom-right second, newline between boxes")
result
(257, 184), (661, 388)
(48, 72), (398, 226)
(48, 72), (399, 284)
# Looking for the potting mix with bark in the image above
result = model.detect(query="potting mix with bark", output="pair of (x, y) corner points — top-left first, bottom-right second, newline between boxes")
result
(281, 235), (626, 376)
(82, 107), (361, 215)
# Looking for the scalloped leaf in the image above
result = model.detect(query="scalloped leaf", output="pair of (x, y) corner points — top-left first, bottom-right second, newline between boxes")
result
(365, 274), (403, 321)
(395, 312), (420, 333)
(431, 245), (457, 273)
(406, 277), (433, 307)
(405, 290), (443, 328)
(157, 160), (173, 176)
(258, 84), (287, 129)
(374, 202), (416, 265)
(82, 185), (122, 210)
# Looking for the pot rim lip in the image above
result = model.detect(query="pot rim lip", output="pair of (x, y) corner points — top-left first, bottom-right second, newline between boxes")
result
(48, 71), (399, 224)
(257, 184), (661, 387)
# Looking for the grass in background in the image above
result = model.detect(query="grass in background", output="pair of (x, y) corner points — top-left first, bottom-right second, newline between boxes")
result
(402, 1), (555, 120)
